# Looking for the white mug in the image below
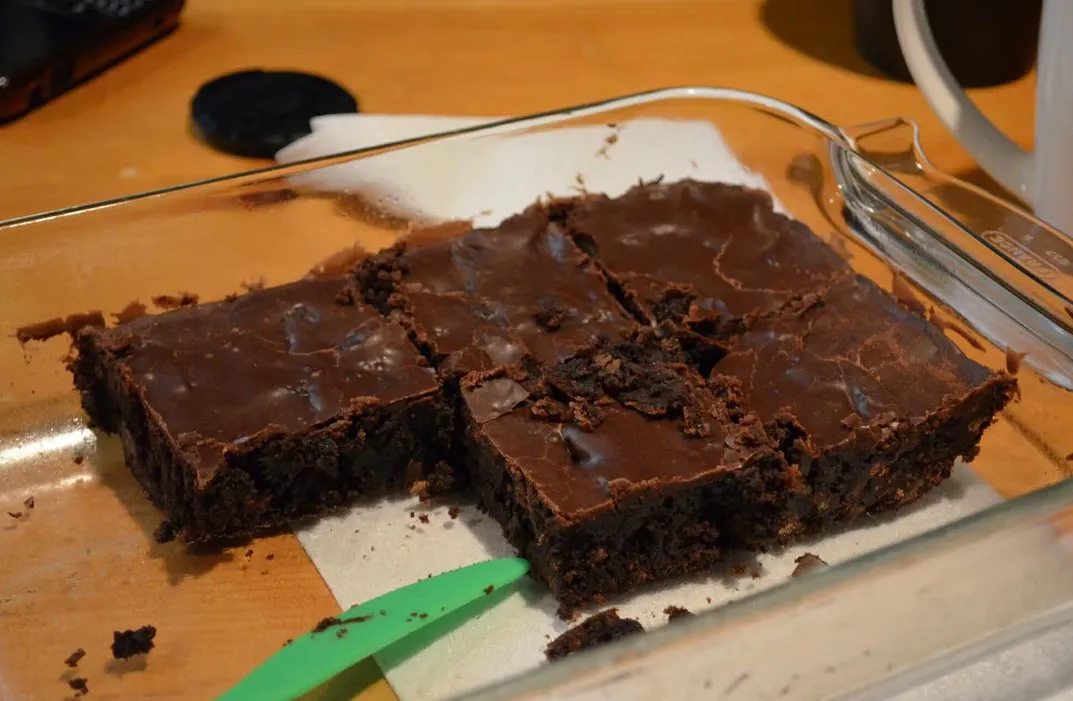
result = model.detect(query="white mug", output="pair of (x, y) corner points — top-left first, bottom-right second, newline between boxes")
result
(894, 0), (1073, 234)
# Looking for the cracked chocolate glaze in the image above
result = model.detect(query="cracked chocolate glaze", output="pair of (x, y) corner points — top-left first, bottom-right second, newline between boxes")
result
(362, 207), (636, 372)
(89, 277), (438, 482)
(566, 180), (851, 330)
(712, 275), (1010, 449)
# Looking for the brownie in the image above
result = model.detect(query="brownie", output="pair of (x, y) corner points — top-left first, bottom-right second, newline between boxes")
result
(461, 334), (802, 608)
(544, 609), (644, 660)
(564, 180), (851, 335)
(69, 277), (452, 541)
(356, 206), (636, 379)
(709, 274), (1019, 532)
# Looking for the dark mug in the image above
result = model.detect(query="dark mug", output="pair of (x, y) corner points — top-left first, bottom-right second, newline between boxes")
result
(853, 0), (1041, 88)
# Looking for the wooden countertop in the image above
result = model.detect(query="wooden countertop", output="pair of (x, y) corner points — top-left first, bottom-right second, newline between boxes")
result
(0, 1), (1050, 700)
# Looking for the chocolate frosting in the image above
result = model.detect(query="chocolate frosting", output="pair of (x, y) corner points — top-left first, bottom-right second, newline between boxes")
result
(713, 275), (998, 449)
(567, 180), (850, 326)
(96, 277), (437, 480)
(391, 208), (636, 371)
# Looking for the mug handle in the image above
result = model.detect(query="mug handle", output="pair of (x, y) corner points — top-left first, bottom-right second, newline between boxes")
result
(892, 0), (1036, 204)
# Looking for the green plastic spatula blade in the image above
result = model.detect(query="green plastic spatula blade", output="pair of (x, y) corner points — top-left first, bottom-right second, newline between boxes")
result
(216, 557), (530, 701)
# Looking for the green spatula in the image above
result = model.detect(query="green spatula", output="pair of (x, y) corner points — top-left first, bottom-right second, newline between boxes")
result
(216, 557), (530, 701)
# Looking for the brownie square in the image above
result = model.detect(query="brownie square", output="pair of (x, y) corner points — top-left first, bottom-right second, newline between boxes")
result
(460, 335), (800, 609)
(356, 207), (637, 379)
(564, 180), (851, 335)
(69, 276), (452, 541)
(710, 274), (1019, 531)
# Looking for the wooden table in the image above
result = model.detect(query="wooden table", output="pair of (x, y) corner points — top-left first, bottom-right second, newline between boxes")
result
(0, 1), (1051, 700)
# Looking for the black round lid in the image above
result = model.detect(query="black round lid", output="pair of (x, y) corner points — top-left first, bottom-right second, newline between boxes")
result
(190, 69), (359, 159)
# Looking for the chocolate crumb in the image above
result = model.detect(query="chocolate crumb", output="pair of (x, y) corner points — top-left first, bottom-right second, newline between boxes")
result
(68, 677), (89, 696)
(1065, 452), (1073, 461)
(151, 293), (198, 310)
(840, 413), (862, 430)
(112, 300), (148, 324)
(241, 276), (267, 293)
(545, 608), (643, 660)
(266, 554), (275, 561)
(336, 628), (348, 639)
(791, 553), (829, 578)
(483, 585), (495, 595)
(244, 549), (254, 560)
(7, 511), (22, 519)
(16, 310), (105, 344)
(706, 597), (712, 604)
(728, 564), (748, 576)
(890, 272), (927, 316)
(664, 605), (693, 621)
(283, 639), (293, 646)
(313, 613), (373, 634)
(23, 496), (34, 510)
(73, 454), (85, 464)
(534, 297), (569, 331)
(1005, 347), (1029, 375)
(111, 625), (156, 659)
(418, 514), (430, 524)
(448, 505), (461, 519)
(64, 648), (86, 667)
(153, 520), (176, 544)
(419, 613), (428, 619)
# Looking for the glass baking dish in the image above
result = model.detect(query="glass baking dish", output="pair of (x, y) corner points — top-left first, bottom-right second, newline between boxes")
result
(3, 87), (1073, 700)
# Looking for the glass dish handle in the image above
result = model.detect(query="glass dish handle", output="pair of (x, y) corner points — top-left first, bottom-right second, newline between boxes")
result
(831, 118), (1073, 390)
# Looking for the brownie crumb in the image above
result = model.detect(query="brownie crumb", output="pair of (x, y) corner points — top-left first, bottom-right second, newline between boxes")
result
(283, 638), (293, 646)
(336, 628), (348, 639)
(151, 293), (199, 310)
(706, 597), (712, 604)
(241, 276), (268, 293)
(152, 520), (176, 544)
(23, 496), (34, 510)
(483, 585), (495, 595)
(16, 310), (105, 344)
(791, 553), (829, 578)
(111, 625), (157, 659)
(534, 296), (569, 331)
(409, 480), (430, 499)
(448, 505), (461, 519)
(728, 564), (748, 577)
(419, 613), (428, 619)
(64, 648), (86, 667)
(890, 272), (926, 316)
(73, 454), (85, 465)
(664, 606), (693, 622)
(266, 554), (275, 561)
(68, 677), (89, 696)
(840, 413), (862, 430)
(244, 549), (254, 560)
(545, 609), (644, 660)
(418, 514), (430, 524)
(1005, 347), (1029, 375)
(1066, 452), (1073, 461)
(112, 300), (148, 324)
(312, 614), (372, 634)
(7, 511), (22, 519)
